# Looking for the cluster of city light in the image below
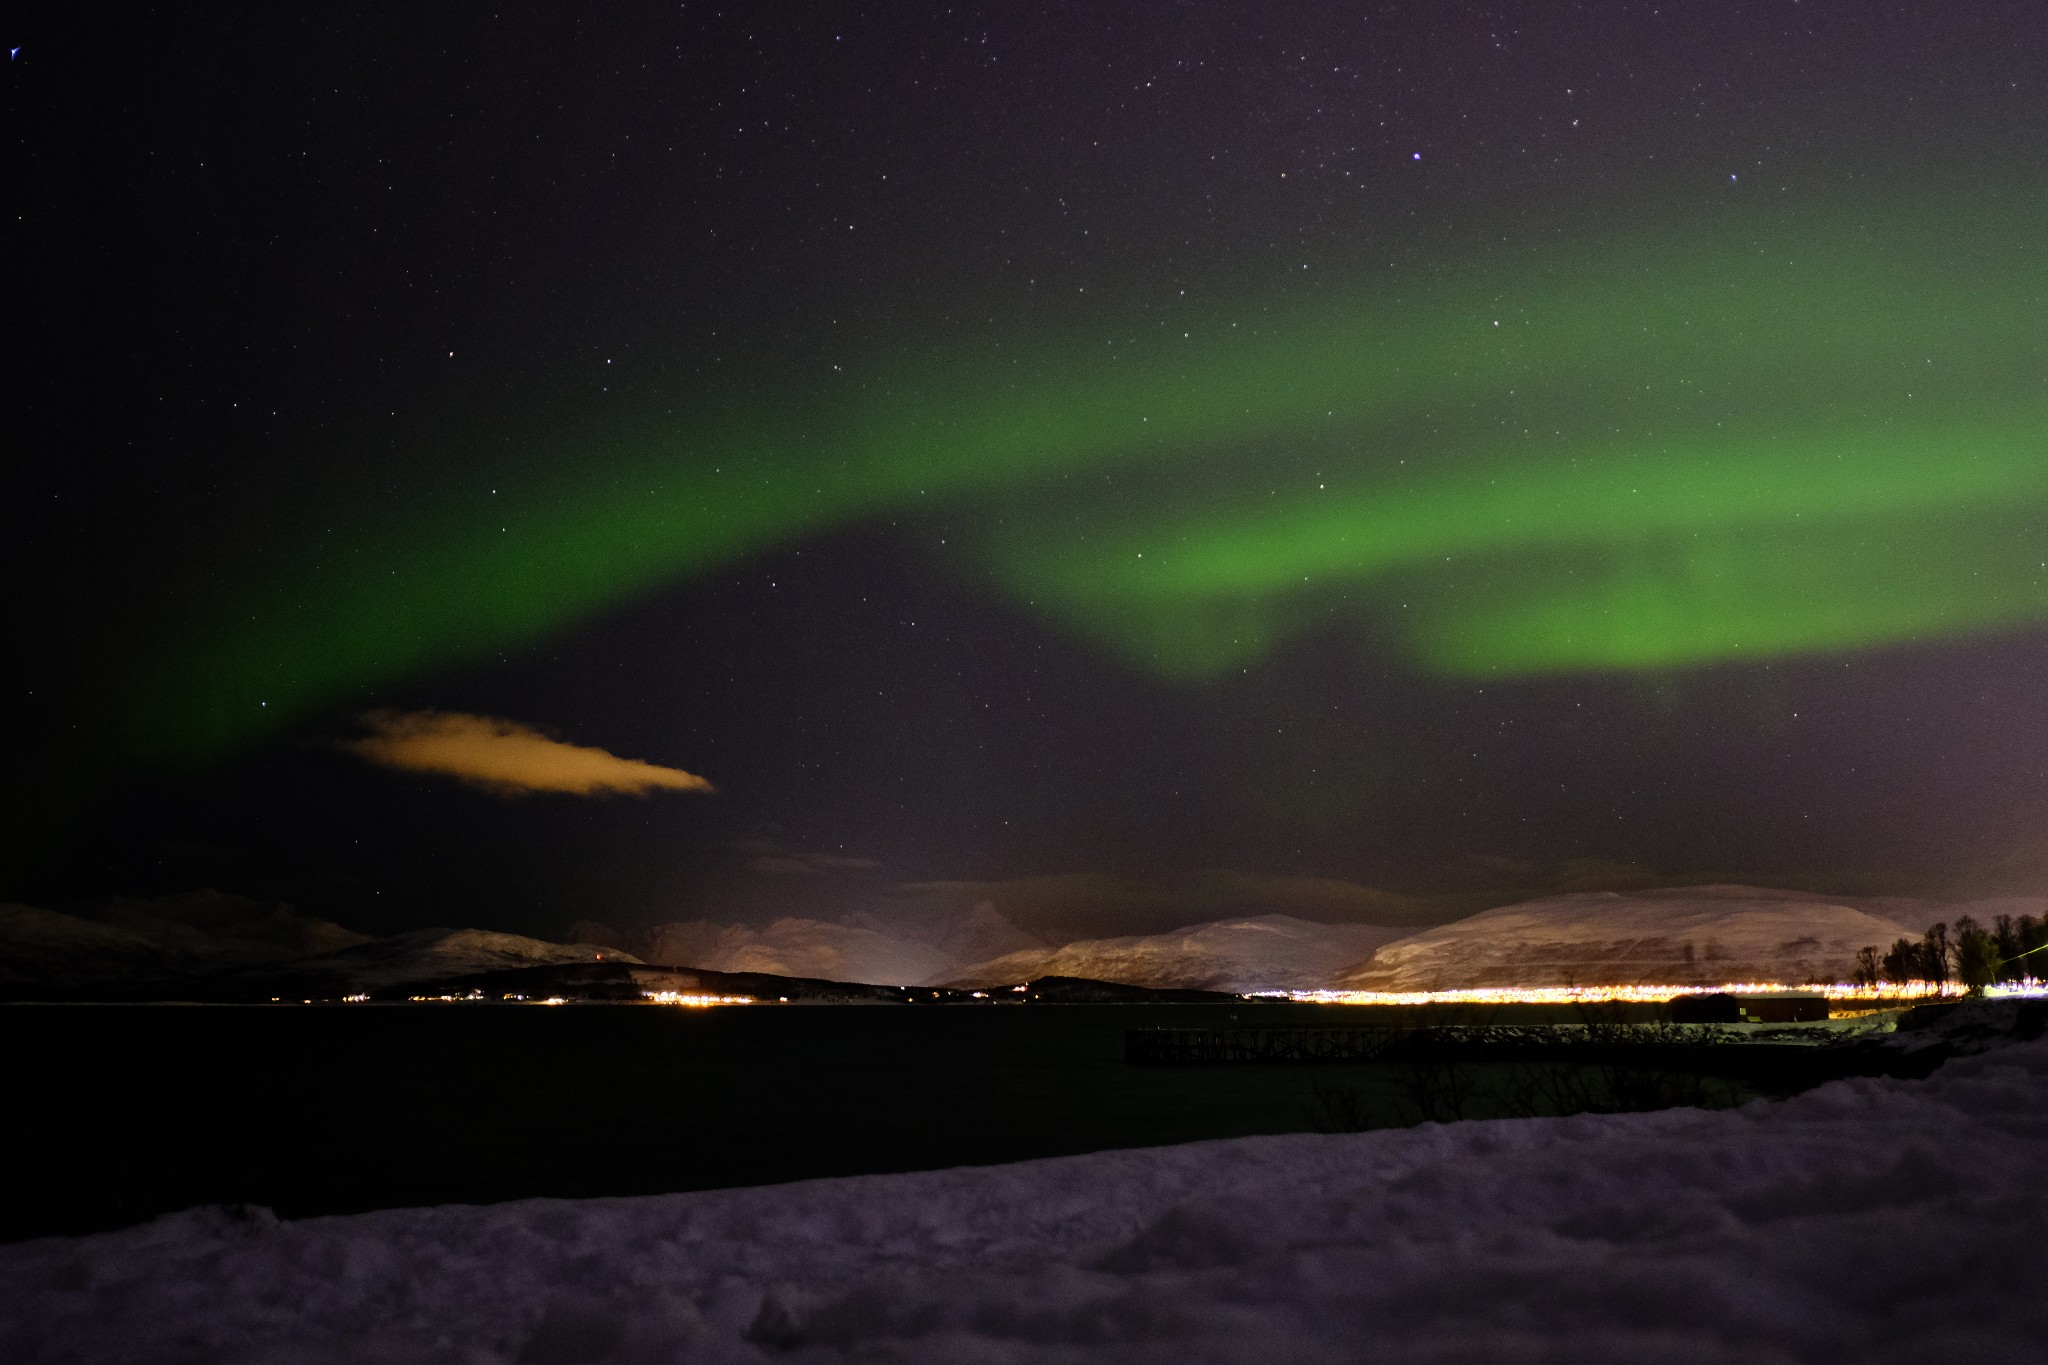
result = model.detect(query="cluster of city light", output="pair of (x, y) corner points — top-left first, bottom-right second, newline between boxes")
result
(310, 978), (2046, 1008)
(345, 989), (758, 1005)
(1285, 981), (1976, 1008)
(642, 990), (756, 1007)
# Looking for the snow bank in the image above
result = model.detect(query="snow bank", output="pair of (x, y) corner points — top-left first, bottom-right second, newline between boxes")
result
(7, 1030), (2045, 1361)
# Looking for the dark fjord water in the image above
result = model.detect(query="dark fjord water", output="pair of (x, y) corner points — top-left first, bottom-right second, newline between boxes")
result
(5, 999), (1696, 1241)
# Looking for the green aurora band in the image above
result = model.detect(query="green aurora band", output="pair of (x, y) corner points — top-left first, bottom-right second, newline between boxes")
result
(145, 205), (2048, 757)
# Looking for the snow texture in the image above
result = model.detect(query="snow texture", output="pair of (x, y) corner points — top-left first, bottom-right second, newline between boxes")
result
(1341, 885), (1960, 990)
(8, 1026), (2045, 1362)
(944, 914), (1409, 993)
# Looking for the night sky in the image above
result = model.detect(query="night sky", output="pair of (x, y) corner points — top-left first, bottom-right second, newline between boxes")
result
(10, 2), (2048, 940)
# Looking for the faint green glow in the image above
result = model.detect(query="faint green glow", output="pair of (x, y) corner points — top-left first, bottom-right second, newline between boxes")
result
(982, 412), (2048, 678)
(1405, 509), (2048, 676)
(143, 205), (2048, 755)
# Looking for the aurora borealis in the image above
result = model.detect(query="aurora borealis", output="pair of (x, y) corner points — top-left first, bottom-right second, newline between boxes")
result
(149, 205), (2048, 751)
(15, 0), (2048, 934)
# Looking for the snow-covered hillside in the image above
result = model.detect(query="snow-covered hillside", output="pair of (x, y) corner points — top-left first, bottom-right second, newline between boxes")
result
(0, 893), (372, 993)
(637, 917), (961, 987)
(1337, 884), (1942, 990)
(0, 903), (193, 991)
(96, 890), (372, 965)
(272, 928), (638, 993)
(631, 903), (1044, 987)
(8, 1016), (2044, 1362)
(625, 887), (2042, 994)
(11, 883), (2042, 999)
(942, 914), (1408, 993)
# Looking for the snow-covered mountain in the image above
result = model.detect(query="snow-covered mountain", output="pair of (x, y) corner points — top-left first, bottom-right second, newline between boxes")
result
(12, 883), (2040, 999)
(95, 890), (371, 965)
(0, 893), (374, 995)
(917, 901), (1045, 969)
(940, 914), (1410, 993)
(270, 928), (638, 993)
(0, 903), (194, 992)
(624, 903), (1044, 987)
(1334, 885), (1959, 991)
(635, 917), (960, 987)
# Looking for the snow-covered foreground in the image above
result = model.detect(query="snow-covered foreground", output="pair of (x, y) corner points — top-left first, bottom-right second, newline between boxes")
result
(8, 1041), (2045, 1364)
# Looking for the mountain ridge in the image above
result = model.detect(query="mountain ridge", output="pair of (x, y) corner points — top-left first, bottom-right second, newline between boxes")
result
(1336, 885), (2042, 991)
(5, 884), (2039, 999)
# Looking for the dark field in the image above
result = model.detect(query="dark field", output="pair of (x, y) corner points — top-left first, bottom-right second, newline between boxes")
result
(8, 1000), (1787, 1243)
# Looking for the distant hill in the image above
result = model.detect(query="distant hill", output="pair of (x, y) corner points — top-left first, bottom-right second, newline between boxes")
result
(633, 917), (956, 988)
(1333, 885), (1999, 991)
(0, 903), (195, 995)
(0, 892), (373, 998)
(244, 928), (637, 997)
(627, 903), (1044, 987)
(97, 889), (372, 965)
(941, 914), (1409, 993)
(8, 883), (2041, 1001)
(0, 899), (631, 1002)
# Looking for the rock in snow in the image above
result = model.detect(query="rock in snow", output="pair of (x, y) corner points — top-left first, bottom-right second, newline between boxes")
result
(6, 1023), (2046, 1362)
(1339, 884), (1959, 991)
(944, 914), (1409, 993)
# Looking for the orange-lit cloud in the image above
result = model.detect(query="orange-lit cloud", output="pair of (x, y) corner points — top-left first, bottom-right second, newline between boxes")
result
(343, 710), (715, 798)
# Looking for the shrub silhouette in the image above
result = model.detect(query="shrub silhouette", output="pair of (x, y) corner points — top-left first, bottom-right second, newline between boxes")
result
(1864, 912), (2046, 991)
(1953, 916), (2000, 994)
